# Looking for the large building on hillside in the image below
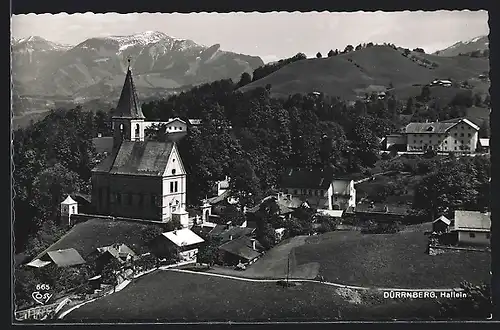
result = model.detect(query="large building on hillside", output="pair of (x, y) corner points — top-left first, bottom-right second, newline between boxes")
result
(91, 66), (188, 224)
(279, 168), (356, 211)
(405, 118), (480, 153)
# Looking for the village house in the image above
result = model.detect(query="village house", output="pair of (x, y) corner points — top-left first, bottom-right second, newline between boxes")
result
(27, 248), (86, 269)
(405, 118), (480, 153)
(477, 138), (490, 153)
(90, 66), (189, 225)
(432, 215), (452, 234)
(452, 210), (491, 246)
(217, 236), (263, 266)
(279, 168), (356, 211)
(381, 134), (407, 151)
(149, 228), (205, 263)
(92, 243), (137, 273)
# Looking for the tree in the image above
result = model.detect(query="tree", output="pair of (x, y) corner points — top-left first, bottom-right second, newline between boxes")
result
(197, 236), (222, 266)
(403, 48), (411, 57)
(355, 44), (362, 51)
(412, 157), (490, 220)
(413, 48), (425, 53)
(439, 281), (492, 320)
(316, 52), (322, 58)
(344, 45), (354, 53)
(478, 120), (490, 138)
(419, 85), (431, 102)
(237, 72), (252, 88)
(404, 97), (415, 114)
(101, 258), (122, 293)
(473, 93), (483, 107)
(220, 204), (246, 226)
(327, 49), (335, 57)
(228, 158), (262, 208)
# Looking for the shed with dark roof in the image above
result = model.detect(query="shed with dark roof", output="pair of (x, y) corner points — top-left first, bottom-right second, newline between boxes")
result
(218, 236), (262, 266)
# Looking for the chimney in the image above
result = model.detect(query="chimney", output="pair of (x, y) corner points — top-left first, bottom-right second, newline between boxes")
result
(229, 235), (233, 241)
(252, 239), (256, 251)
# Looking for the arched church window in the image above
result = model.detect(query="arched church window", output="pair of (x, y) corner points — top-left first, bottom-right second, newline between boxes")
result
(120, 123), (124, 130)
(72, 206), (76, 213)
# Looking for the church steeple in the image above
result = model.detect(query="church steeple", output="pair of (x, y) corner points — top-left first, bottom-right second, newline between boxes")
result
(112, 60), (146, 147)
(112, 59), (145, 120)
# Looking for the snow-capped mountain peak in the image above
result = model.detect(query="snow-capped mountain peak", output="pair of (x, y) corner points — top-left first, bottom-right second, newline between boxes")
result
(434, 35), (488, 57)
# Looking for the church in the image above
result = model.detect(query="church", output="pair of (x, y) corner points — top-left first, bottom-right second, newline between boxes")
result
(91, 65), (188, 224)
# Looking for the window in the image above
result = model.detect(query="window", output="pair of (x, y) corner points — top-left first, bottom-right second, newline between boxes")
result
(469, 232), (476, 238)
(454, 133), (457, 137)
(308, 189), (312, 195)
(172, 169), (176, 175)
(138, 194), (144, 208)
(413, 140), (416, 143)
(461, 140), (464, 144)
(170, 182), (174, 193)
(294, 189), (298, 195)
(320, 190), (324, 196)
(175, 181), (178, 193)
(444, 147), (447, 150)
(420, 140), (423, 144)
(72, 206), (76, 213)
(127, 193), (133, 206)
(116, 193), (122, 205)
(460, 133), (464, 137)
(445, 140), (447, 144)
(151, 194), (157, 207)
(486, 233), (491, 239)
(468, 133), (471, 137)
(315, 190), (318, 196)
(454, 147), (457, 150)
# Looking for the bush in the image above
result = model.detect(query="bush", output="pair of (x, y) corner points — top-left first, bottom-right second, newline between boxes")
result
(361, 221), (400, 234)
(439, 281), (492, 320)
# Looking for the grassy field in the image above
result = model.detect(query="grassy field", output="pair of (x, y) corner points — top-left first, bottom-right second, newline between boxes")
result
(293, 230), (490, 289)
(239, 45), (488, 100)
(65, 270), (448, 322)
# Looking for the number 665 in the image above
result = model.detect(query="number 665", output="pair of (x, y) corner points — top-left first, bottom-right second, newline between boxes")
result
(36, 284), (50, 291)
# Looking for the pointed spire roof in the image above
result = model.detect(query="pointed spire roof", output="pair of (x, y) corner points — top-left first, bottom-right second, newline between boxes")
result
(61, 195), (77, 205)
(112, 62), (145, 119)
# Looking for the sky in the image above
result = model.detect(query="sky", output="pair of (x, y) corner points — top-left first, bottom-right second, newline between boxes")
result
(11, 11), (489, 63)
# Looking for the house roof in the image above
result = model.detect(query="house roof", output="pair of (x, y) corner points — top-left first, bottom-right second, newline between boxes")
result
(26, 259), (52, 268)
(166, 117), (187, 125)
(218, 236), (261, 261)
(61, 195), (77, 205)
(92, 136), (114, 154)
(479, 138), (490, 147)
(317, 209), (345, 218)
(433, 215), (451, 225)
(218, 227), (255, 243)
(45, 248), (86, 267)
(188, 119), (202, 125)
(162, 228), (205, 247)
(206, 190), (231, 205)
(454, 210), (491, 232)
(97, 243), (137, 259)
(246, 196), (294, 214)
(281, 167), (335, 190)
(112, 68), (145, 119)
(34, 218), (159, 259)
(92, 141), (174, 176)
(209, 224), (228, 237)
(405, 118), (479, 134)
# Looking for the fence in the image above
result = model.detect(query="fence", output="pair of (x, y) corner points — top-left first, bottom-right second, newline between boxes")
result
(14, 298), (71, 321)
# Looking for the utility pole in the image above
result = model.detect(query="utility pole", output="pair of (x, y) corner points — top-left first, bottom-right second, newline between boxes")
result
(286, 253), (290, 285)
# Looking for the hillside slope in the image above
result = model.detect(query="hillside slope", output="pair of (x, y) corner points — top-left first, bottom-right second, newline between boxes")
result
(239, 46), (489, 101)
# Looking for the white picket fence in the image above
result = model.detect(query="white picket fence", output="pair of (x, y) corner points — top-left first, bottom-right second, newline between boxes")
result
(15, 298), (71, 321)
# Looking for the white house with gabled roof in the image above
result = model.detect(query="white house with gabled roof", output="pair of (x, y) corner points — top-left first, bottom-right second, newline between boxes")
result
(405, 118), (480, 153)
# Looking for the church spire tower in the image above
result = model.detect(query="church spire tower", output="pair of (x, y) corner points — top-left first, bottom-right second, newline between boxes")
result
(112, 58), (146, 148)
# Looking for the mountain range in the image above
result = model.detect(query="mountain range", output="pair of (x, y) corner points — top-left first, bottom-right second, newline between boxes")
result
(433, 35), (489, 57)
(11, 31), (264, 115)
